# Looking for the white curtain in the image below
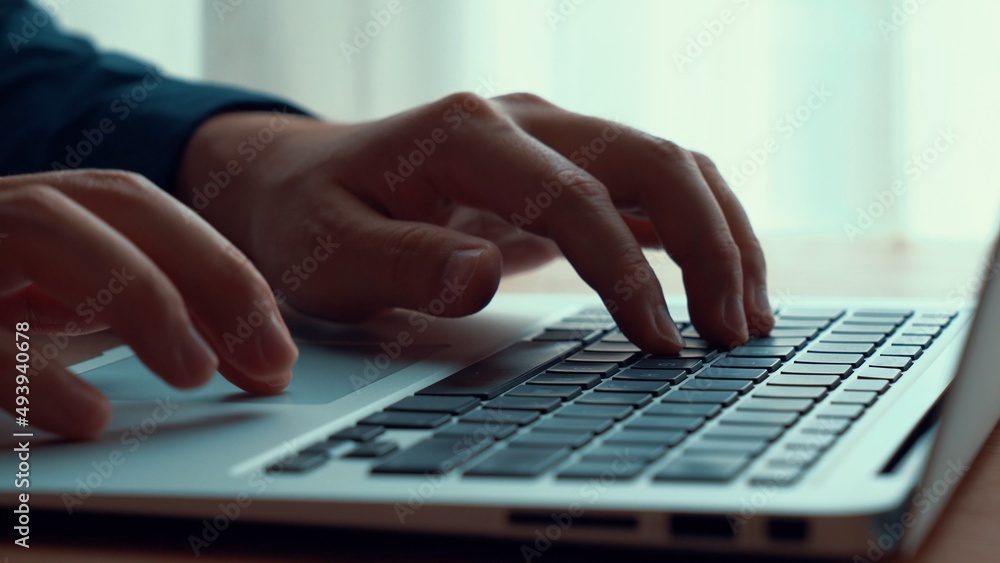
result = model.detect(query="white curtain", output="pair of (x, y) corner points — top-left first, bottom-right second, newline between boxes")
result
(57, 0), (1000, 241)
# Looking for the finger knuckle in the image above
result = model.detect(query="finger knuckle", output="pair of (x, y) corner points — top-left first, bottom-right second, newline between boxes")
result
(496, 92), (554, 107)
(383, 225), (437, 280)
(741, 236), (767, 273)
(2, 184), (70, 218)
(647, 138), (695, 168)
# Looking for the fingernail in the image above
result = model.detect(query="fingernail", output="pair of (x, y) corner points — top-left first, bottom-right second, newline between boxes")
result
(653, 307), (685, 349)
(724, 294), (749, 340)
(260, 369), (293, 390)
(257, 314), (298, 370)
(177, 326), (218, 385)
(442, 249), (484, 288)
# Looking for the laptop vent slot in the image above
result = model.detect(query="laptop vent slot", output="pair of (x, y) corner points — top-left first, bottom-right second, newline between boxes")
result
(768, 517), (809, 542)
(670, 514), (736, 539)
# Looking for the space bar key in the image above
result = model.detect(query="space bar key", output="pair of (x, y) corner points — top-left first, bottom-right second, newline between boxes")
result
(418, 341), (580, 399)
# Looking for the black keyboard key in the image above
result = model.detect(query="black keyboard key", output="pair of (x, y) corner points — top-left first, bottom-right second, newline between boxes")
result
(662, 389), (739, 405)
(626, 415), (705, 432)
(832, 391), (878, 406)
(754, 385), (827, 401)
(510, 431), (592, 449)
(795, 352), (864, 367)
(767, 374), (840, 388)
(558, 404), (634, 420)
(600, 330), (631, 343)
(729, 346), (795, 360)
(268, 448), (329, 474)
(557, 458), (647, 480)
(686, 438), (769, 456)
(680, 338), (713, 350)
(359, 411), (451, 429)
(547, 362), (619, 377)
(697, 367), (769, 382)
(483, 396), (561, 412)
(535, 417), (614, 434)
(435, 422), (518, 440)
(807, 342), (876, 356)
(604, 429), (687, 447)
(533, 328), (601, 342)
(777, 307), (844, 320)
(854, 308), (913, 317)
(460, 408), (540, 426)
(653, 454), (750, 482)
(720, 410), (799, 426)
(802, 418), (852, 435)
(594, 379), (671, 395)
(855, 366), (902, 382)
(419, 341), (578, 399)
(680, 378), (753, 394)
(372, 436), (493, 475)
(745, 336), (808, 349)
(766, 448), (821, 468)
(633, 358), (703, 372)
(844, 316), (907, 327)
(345, 441), (399, 459)
(785, 433), (837, 451)
(891, 335), (933, 348)
(529, 372), (601, 388)
(577, 392), (653, 407)
(710, 357), (781, 371)
(882, 345), (923, 358)
(583, 444), (667, 462)
(586, 341), (641, 353)
(738, 398), (814, 412)
(833, 324), (896, 335)
(567, 351), (637, 365)
(779, 363), (853, 377)
(329, 425), (384, 442)
(816, 404), (865, 419)
(768, 328), (819, 339)
(645, 402), (721, 418)
(773, 319), (829, 329)
(614, 369), (687, 383)
(749, 467), (805, 486)
(507, 384), (582, 400)
(869, 356), (913, 370)
(845, 379), (889, 394)
(387, 395), (480, 415)
(704, 424), (784, 441)
(822, 333), (885, 345)
(465, 447), (570, 477)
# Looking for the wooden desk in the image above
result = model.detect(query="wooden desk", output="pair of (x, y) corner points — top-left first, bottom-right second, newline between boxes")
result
(23, 236), (1000, 562)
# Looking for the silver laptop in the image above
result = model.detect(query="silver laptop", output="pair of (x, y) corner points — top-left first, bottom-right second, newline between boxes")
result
(3, 239), (998, 559)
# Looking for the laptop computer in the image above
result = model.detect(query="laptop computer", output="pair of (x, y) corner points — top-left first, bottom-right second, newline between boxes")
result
(2, 238), (998, 559)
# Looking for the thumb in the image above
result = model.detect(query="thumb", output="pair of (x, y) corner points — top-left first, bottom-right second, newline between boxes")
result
(283, 213), (503, 321)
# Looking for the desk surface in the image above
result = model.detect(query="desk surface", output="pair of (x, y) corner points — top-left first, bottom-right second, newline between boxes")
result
(22, 235), (1000, 563)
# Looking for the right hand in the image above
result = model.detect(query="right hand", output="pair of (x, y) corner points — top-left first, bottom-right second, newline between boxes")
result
(0, 170), (298, 439)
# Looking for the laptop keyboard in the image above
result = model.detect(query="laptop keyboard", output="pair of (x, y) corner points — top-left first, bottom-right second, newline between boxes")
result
(268, 306), (958, 485)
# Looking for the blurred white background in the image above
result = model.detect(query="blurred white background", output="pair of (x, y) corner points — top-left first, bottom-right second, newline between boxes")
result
(53, 0), (999, 242)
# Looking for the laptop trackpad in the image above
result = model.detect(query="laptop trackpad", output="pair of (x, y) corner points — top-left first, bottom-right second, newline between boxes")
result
(78, 343), (447, 405)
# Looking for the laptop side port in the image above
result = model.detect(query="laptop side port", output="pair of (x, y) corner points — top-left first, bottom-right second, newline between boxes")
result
(508, 512), (638, 530)
(671, 514), (737, 539)
(768, 517), (809, 542)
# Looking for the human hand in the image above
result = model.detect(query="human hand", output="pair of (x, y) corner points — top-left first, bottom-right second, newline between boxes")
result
(179, 93), (773, 353)
(0, 170), (297, 438)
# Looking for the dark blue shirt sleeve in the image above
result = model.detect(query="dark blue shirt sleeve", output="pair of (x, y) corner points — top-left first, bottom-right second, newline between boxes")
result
(0, 0), (309, 194)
